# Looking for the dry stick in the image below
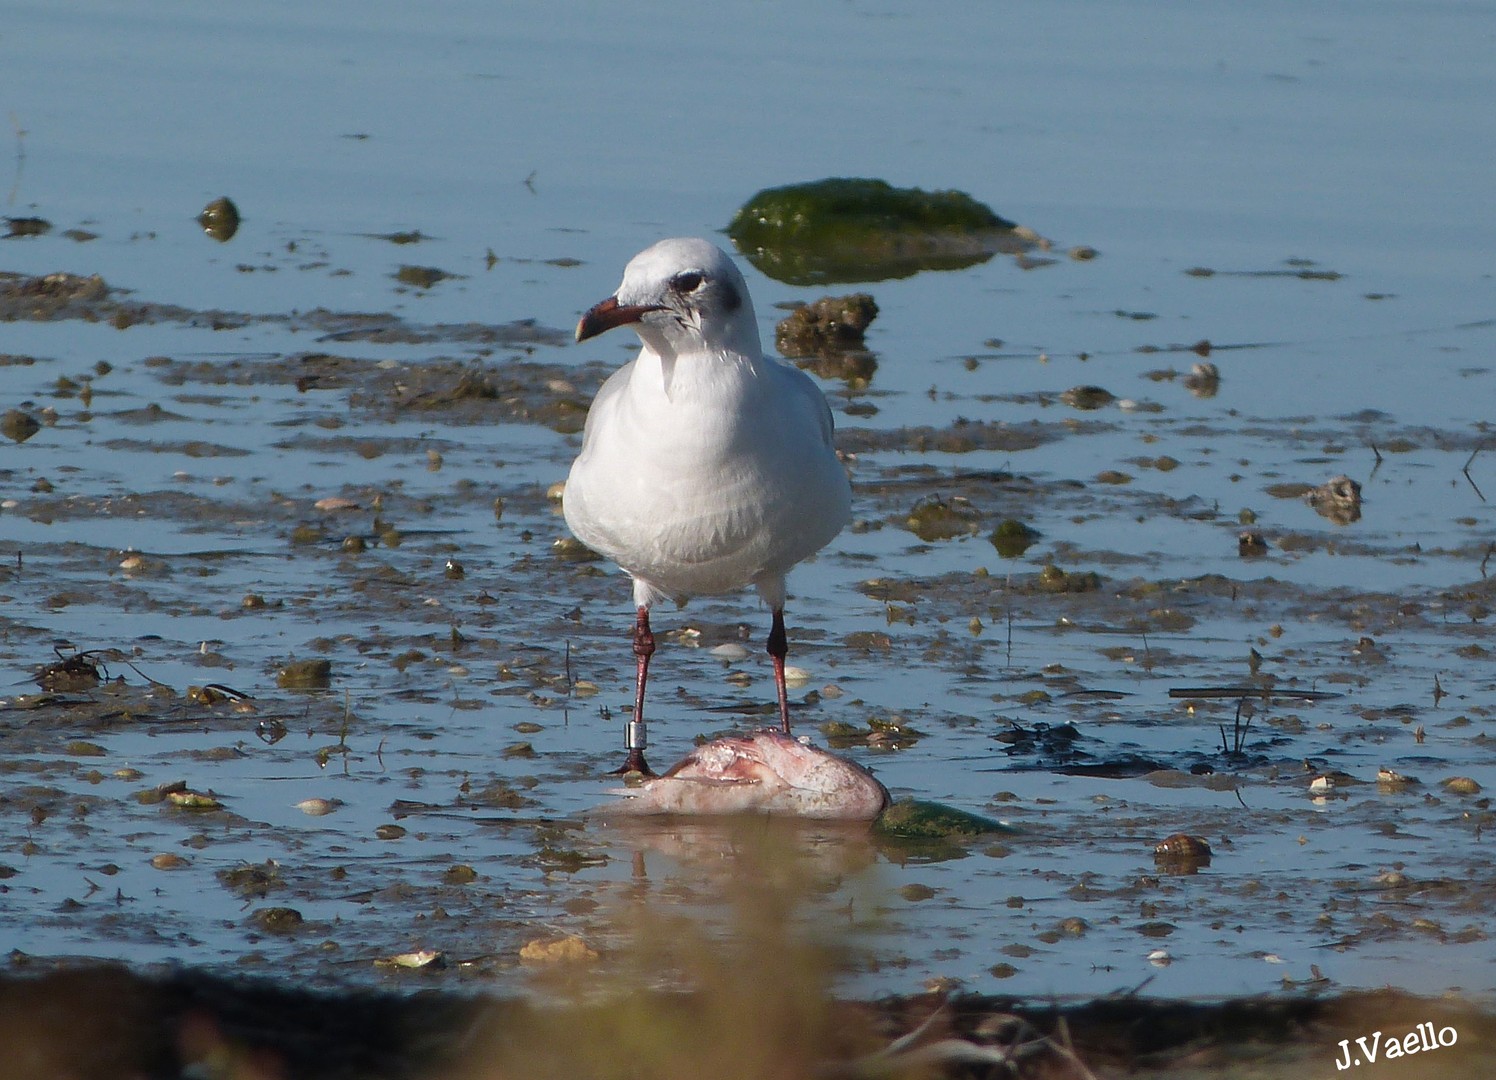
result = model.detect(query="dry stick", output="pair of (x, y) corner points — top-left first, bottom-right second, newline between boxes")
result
(1005, 566), (1015, 667)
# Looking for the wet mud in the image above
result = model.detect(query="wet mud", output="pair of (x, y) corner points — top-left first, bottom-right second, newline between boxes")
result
(2, 259), (1495, 1076)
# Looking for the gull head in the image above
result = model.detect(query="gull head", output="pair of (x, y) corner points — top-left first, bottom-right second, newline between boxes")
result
(575, 237), (760, 359)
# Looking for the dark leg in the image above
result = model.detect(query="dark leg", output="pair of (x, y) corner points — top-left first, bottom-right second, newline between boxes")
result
(767, 608), (792, 734)
(612, 606), (654, 776)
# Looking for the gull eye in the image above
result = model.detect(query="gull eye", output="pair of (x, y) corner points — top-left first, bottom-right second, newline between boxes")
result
(670, 271), (705, 294)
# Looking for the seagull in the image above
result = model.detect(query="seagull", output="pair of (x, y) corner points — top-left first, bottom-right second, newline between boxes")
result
(564, 238), (852, 775)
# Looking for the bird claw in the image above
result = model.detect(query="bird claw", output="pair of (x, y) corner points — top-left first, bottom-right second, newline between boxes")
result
(609, 748), (654, 778)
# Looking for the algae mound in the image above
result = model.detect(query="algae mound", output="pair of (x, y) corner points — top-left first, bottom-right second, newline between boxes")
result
(728, 177), (1028, 285)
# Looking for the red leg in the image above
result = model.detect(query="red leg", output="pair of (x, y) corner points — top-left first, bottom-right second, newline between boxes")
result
(767, 608), (792, 734)
(612, 606), (654, 776)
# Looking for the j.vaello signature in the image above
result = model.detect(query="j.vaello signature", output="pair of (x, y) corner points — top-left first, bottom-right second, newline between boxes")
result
(1335, 1022), (1458, 1071)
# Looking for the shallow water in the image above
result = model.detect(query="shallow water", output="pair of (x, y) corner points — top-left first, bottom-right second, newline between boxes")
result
(2, 0), (1494, 1008)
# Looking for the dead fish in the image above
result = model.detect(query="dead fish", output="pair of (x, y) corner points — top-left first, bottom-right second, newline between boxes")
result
(602, 729), (889, 821)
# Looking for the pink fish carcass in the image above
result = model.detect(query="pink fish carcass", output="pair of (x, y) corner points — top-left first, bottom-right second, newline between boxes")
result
(603, 730), (889, 821)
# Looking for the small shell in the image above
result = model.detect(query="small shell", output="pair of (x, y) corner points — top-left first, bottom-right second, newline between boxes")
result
(295, 798), (343, 816)
(377, 949), (446, 970)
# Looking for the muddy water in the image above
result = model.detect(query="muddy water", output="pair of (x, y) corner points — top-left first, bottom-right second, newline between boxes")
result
(2, 0), (1494, 1024)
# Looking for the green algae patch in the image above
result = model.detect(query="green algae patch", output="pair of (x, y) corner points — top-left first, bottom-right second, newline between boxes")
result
(990, 518), (1041, 559)
(276, 658), (333, 689)
(874, 799), (1014, 840)
(728, 178), (1028, 285)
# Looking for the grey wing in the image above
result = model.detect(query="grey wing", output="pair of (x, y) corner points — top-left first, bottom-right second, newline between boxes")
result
(773, 359), (838, 449)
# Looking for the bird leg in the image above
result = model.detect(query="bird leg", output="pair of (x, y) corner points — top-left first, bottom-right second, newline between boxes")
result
(767, 608), (792, 734)
(613, 606), (655, 776)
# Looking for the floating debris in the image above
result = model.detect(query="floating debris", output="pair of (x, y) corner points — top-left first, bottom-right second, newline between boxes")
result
(186, 683), (253, 707)
(34, 650), (102, 691)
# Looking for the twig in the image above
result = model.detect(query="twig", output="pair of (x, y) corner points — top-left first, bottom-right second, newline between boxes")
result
(7, 112), (25, 207)
(1463, 439), (1488, 502)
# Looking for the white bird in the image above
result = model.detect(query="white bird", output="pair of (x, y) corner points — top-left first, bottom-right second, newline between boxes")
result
(564, 238), (852, 775)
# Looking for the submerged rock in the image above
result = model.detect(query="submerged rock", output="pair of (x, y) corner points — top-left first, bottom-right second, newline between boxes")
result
(1306, 474), (1362, 524)
(197, 196), (241, 242)
(601, 729), (889, 820)
(989, 519), (1041, 559)
(1153, 833), (1213, 873)
(276, 658), (333, 689)
(776, 293), (879, 358)
(905, 494), (981, 541)
(729, 177), (1029, 285)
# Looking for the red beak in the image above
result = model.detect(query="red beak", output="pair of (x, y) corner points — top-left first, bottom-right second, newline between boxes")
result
(575, 296), (667, 343)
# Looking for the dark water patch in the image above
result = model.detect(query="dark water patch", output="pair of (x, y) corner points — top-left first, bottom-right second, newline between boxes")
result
(839, 418), (1071, 454)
